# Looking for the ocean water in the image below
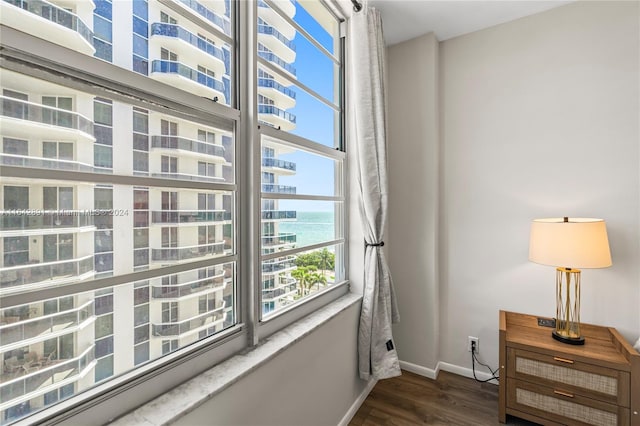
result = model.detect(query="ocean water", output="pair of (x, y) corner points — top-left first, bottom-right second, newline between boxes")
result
(279, 211), (335, 248)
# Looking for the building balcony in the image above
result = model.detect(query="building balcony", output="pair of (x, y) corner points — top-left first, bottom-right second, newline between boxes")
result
(257, 78), (296, 110)
(1, 210), (95, 237)
(261, 156), (296, 174)
(0, 345), (95, 409)
(258, 104), (296, 131)
(257, 51), (296, 78)
(257, 0), (296, 39)
(261, 184), (296, 194)
(151, 241), (225, 263)
(262, 256), (296, 274)
(262, 281), (297, 302)
(0, 255), (94, 292)
(150, 23), (226, 76)
(151, 210), (231, 226)
(0, 96), (95, 143)
(152, 300), (225, 337)
(262, 233), (296, 248)
(0, 154), (110, 174)
(258, 24), (295, 63)
(1, 0), (95, 55)
(261, 210), (296, 221)
(150, 172), (224, 183)
(151, 270), (225, 299)
(172, 0), (230, 36)
(151, 135), (226, 161)
(0, 301), (94, 350)
(150, 60), (226, 103)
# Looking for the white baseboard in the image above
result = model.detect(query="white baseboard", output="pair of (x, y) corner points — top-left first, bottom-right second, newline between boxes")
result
(398, 360), (498, 385)
(398, 360), (438, 379)
(437, 361), (498, 385)
(337, 378), (377, 426)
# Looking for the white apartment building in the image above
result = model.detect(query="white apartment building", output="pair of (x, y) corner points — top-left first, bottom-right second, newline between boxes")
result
(0, 0), (300, 422)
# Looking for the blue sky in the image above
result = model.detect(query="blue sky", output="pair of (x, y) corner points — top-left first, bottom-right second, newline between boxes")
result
(273, 3), (339, 212)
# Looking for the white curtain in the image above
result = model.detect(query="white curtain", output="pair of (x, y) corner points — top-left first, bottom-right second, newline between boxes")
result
(348, 5), (401, 381)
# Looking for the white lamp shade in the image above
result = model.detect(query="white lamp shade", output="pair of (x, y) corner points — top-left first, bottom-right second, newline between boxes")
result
(529, 218), (612, 268)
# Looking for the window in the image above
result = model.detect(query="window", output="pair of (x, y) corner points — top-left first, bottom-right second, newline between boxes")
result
(0, 1), (344, 424)
(257, 0), (345, 318)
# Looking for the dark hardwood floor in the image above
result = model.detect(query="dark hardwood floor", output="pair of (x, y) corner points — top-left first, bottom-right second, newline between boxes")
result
(349, 370), (539, 426)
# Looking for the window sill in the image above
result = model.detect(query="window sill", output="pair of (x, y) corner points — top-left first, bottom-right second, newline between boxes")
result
(111, 292), (362, 426)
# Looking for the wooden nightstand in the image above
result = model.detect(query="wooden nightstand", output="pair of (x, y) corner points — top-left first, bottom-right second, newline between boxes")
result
(499, 311), (639, 426)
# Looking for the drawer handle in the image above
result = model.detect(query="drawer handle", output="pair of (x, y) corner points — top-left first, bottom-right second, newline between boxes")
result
(553, 356), (574, 364)
(554, 390), (575, 398)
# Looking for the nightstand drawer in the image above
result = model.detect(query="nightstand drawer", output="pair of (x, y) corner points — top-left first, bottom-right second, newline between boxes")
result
(507, 378), (630, 426)
(508, 348), (630, 407)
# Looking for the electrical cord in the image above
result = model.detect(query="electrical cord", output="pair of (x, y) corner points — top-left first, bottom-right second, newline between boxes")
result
(471, 343), (500, 383)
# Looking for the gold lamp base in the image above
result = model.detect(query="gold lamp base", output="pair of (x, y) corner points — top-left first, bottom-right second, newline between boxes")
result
(553, 267), (585, 345)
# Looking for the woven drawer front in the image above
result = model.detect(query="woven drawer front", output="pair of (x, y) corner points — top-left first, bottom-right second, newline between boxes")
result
(516, 356), (618, 396)
(516, 388), (617, 426)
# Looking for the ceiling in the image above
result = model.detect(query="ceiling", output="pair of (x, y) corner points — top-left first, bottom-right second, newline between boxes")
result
(364, 0), (575, 45)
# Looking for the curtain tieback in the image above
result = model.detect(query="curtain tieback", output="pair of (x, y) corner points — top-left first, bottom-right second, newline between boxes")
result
(365, 241), (384, 247)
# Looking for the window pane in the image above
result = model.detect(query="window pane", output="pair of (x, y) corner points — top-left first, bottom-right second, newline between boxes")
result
(134, 342), (150, 365)
(134, 304), (149, 326)
(263, 200), (340, 250)
(258, 1), (339, 147)
(261, 140), (337, 196)
(0, 72), (233, 181)
(2, 182), (234, 291)
(261, 244), (342, 318)
(95, 314), (114, 339)
(0, 265), (236, 411)
(1, 0), (234, 105)
(94, 15), (113, 43)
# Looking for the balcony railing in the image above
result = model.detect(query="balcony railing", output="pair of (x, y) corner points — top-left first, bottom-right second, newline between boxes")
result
(0, 301), (94, 347)
(258, 78), (296, 100)
(262, 233), (296, 246)
(261, 210), (296, 220)
(151, 271), (225, 299)
(258, 104), (296, 124)
(257, 51), (296, 76)
(1, 255), (94, 289)
(262, 184), (296, 194)
(1, 210), (95, 232)
(151, 23), (225, 63)
(151, 210), (231, 225)
(258, 24), (295, 51)
(0, 345), (95, 402)
(151, 60), (226, 94)
(152, 301), (225, 336)
(262, 282), (297, 301)
(151, 135), (225, 157)
(262, 257), (296, 273)
(4, 0), (94, 46)
(175, 0), (230, 35)
(262, 157), (296, 171)
(151, 241), (225, 262)
(0, 154), (111, 173)
(1, 96), (93, 135)
(257, 0), (296, 14)
(150, 172), (224, 182)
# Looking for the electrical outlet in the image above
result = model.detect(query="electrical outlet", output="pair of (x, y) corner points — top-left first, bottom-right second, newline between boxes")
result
(468, 336), (479, 353)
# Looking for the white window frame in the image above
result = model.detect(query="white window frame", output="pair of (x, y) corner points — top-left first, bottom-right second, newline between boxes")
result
(0, 1), (349, 424)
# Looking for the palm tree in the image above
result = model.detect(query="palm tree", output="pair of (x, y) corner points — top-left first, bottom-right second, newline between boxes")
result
(292, 267), (310, 297)
(318, 248), (332, 277)
(309, 270), (327, 291)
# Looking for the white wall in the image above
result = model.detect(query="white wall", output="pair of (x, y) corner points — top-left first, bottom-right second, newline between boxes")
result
(387, 33), (441, 371)
(388, 0), (640, 376)
(173, 303), (367, 426)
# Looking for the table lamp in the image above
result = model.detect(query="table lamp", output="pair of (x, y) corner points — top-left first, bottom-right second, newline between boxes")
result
(529, 217), (612, 345)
